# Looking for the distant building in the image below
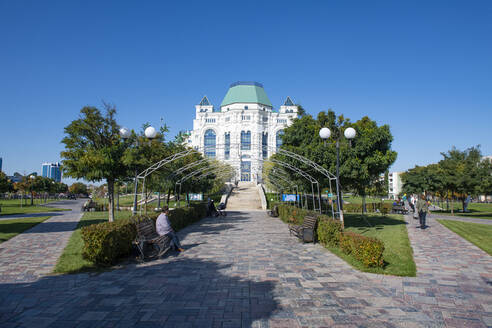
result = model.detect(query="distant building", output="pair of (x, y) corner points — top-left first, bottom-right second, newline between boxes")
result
(42, 162), (62, 182)
(388, 172), (403, 199)
(0, 157), (2, 172)
(187, 81), (298, 183)
(8, 172), (23, 183)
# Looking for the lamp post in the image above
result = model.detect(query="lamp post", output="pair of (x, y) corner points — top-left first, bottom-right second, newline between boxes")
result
(120, 126), (157, 215)
(319, 126), (356, 228)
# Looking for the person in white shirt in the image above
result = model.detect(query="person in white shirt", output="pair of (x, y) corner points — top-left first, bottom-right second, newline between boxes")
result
(156, 206), (184, 252)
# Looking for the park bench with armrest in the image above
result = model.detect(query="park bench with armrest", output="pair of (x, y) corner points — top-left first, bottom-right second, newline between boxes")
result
(132, 217), (171, 261)
(289, 215), (318, 243)
(391, 205), (408, 214)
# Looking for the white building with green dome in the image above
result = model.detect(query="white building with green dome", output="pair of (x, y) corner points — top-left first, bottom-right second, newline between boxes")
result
(187, 81), (299, 183)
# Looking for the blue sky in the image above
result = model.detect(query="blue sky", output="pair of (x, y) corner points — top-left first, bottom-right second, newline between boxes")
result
(1, 0), (491, 184)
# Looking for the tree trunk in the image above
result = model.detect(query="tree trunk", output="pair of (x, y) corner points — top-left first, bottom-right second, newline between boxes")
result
(446, 192), (449, 211)
(116, 184), (120, 211)
(450, 196), (454, 215)
(31, 191), (34, 206)
(158, 191), (161, 209)
(167, 188), (171, 205)
(362, 193), (367, 213)
(108, 179), (115, 222)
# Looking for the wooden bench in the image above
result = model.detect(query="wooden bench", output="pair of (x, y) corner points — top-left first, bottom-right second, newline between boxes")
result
(392, 205), (408, 214)
(268, 205), (279, 217)
(82, 200), (97, 212)
(132, 217), (171, 261)
(289, 216), (318, 243)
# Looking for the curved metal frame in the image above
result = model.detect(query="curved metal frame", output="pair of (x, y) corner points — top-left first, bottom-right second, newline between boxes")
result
(135, 142), (339, 222)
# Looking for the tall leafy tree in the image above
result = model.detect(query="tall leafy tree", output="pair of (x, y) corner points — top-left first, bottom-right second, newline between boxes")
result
(61, 104), (128, 222)
(274, 110), (397, 212)
(69, 182), (88, 195)
(0, 172), (13, 193)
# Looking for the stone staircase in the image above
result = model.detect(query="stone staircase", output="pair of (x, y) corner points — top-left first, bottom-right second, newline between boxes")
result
(226, 182), (262, 210)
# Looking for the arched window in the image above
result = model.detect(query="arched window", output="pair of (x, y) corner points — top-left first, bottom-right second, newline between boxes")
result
(276, 130), (284, 151)
(204, 129), (216, 158)
(262, 132), (268, 158)
(241, 131), (251, 150)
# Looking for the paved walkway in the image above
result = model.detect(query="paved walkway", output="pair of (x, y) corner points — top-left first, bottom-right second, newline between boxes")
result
(1, 210), (491, 327)
(0, 199), (84, 283)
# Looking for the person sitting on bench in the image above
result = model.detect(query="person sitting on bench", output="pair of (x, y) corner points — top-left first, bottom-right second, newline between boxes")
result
(208, 199), (218, 216)
(156, 206), (184, 252)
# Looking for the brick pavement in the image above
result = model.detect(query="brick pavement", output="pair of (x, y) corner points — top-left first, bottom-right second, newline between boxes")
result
(0, 200), (85, 283)
(1, 209), (491, 327)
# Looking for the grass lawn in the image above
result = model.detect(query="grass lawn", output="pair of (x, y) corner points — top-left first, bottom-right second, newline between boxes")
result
(437, 219), (492, 255)
(433, 203), (492, 220)
(326, 214), (416, 276)
(344, 196), (394, 205)
(0, 216), (51, 243)
(54, 210), (133, 274)
(0, 199), (69, 216)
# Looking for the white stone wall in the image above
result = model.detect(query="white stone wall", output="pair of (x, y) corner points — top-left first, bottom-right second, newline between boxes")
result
(188, 101), (298, 183)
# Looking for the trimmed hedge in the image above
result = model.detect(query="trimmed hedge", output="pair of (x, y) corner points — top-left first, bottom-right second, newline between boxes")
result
(343, 202), (392, 214)
(80, 203), (208, 266)
(340, 231), (385, 268)
(81, 218), (136, 266)
(276, 204), (385, 268)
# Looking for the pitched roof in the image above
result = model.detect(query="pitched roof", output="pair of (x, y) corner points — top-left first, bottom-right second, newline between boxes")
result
(283, 96), (295, 106)
(199, 96), (211, 106)
(220, 82), (272, 107)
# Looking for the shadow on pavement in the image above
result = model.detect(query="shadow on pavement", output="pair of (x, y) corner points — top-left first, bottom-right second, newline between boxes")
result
(0, 258), (279, 327)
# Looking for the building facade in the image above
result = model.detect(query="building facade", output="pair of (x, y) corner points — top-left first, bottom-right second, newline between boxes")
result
(42, 162), (62, 182)
(187, 82), (298, 183)
(388, 171), (403, 199)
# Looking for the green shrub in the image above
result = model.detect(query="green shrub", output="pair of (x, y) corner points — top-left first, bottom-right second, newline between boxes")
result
(339, 231), (385, 268)
(317, 218), (343, 247)
(81, 203), (208, 266)
(81, 218), (136, 266)
(344, 202), (392, 214)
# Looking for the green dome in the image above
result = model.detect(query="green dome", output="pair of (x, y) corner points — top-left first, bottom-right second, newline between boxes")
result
(220, 82), (272, 107)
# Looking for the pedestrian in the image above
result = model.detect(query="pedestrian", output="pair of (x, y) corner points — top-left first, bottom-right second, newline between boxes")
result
(409, 195), (416, 213)
(416, 195), (430, 229)
(156, 206), (184, 252)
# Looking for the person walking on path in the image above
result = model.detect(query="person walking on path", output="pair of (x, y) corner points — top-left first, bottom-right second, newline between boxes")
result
(416, 195), (430, 229)
(156, 206), (184, 252)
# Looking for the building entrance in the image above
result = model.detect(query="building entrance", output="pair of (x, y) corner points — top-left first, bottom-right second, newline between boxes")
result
(240, 161), (251, 181)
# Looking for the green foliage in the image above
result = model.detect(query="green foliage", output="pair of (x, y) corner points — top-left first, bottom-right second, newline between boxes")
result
(339, 231), (385, 268)
(69, 182), (88, 195)
(61, 104), (128, 222)
(343, 202), (392, 213)
(81, 218), (136, 266)
(271, 110), (397, 206)
(0, 172), (13, 193)
(317, 218), (342, 247)
(80, 203), (208, 267)
(276, 204), (386, 269)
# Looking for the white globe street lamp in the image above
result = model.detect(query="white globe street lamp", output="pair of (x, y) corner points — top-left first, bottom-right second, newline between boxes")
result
(145, 126), (157, 139)
(119, 127), (131, 139)
(319, 127), (331, 140)
(319, 126), (357, 228)
(120, 125), (158, 215)
(344, 127), (356, 139)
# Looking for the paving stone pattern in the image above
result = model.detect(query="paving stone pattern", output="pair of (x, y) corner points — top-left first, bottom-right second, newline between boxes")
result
(0, 200), (85, 283)
(1, 209), (491, 327)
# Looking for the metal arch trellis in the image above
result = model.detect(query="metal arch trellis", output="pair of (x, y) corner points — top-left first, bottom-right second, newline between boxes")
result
(135, 142), (340, 222)
(263, 158), (321, 212)
(265, 170), (300, 208)
(175, 166), (235, 207)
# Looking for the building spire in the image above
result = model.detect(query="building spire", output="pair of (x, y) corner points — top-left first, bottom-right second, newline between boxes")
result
(199, 96), (211, 106)
(283, 96), (295, 106)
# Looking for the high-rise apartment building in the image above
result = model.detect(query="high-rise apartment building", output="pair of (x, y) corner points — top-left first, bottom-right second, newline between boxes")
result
(42, 162), (62, 182)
